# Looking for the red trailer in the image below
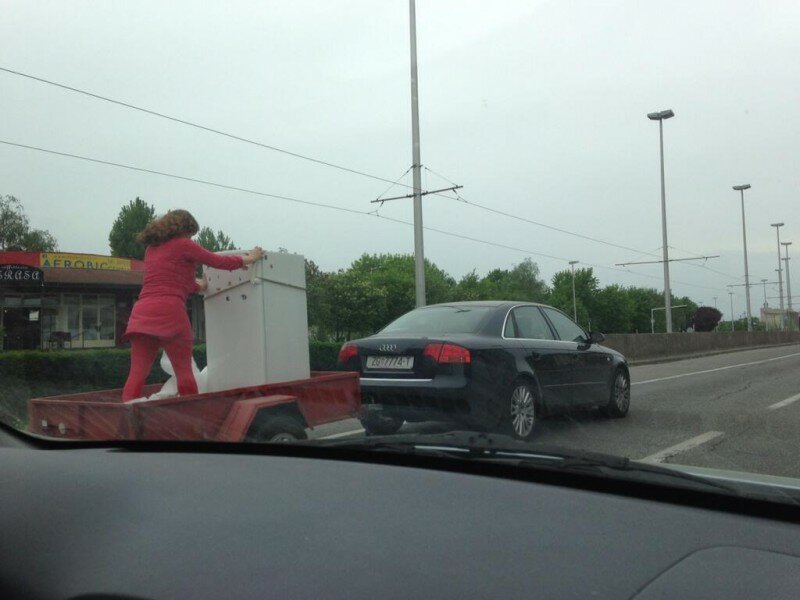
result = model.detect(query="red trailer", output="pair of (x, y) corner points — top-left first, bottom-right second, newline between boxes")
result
(28, 371), (361, 443)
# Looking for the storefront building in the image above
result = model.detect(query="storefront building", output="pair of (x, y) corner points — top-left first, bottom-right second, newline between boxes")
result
(0, 251), (146, 351)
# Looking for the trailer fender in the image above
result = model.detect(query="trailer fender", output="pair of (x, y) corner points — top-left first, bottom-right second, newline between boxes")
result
(216, 395), (308, 442)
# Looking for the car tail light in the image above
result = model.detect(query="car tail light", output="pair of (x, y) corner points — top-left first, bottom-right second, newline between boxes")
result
(338, 343), (359, 363)
(423, 343), (471, 364)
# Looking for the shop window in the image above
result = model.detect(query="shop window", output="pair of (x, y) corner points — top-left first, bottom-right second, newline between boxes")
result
(99, 297), (115, 341)
(64, 295), (81, 343)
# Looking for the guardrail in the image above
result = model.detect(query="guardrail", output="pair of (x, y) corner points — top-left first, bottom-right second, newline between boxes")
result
(602, 331), (800, 364)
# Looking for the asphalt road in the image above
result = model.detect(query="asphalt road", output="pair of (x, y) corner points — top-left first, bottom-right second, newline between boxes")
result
(310, 344), (800, 479)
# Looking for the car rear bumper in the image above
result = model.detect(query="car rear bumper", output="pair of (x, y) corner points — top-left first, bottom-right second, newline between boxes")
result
(359, 376), (492, 424)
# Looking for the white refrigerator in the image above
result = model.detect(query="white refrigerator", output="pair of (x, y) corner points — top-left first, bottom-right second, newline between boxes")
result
(203, 251), (310, 392)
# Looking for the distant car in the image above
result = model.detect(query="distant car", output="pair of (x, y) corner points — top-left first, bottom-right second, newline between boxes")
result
(337, 301), (630, 439)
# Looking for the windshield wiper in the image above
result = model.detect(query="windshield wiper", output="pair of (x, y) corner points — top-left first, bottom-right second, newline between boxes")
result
(318, 431), (740, 496)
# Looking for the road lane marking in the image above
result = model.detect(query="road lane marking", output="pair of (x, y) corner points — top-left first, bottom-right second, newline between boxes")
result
(767, 393), (800, 411)
(638, 431), (724, 464)
(632, 351), (800, 386)
(318, 428), (365, 440)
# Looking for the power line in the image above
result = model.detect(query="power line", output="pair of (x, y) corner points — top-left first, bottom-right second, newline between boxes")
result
(446, 190), (740, 283)
(0, 138), (728, 294)
(0, 65), (743, 288)
(0, 65), (415, 190)
(0, 140), (366, 217)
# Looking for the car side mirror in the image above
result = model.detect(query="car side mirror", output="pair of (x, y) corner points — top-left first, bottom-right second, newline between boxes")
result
(589, 331), (605, 344)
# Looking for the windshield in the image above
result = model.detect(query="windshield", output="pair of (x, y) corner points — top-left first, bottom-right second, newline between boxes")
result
(380, 306), (492, 334)
(2, 1), (800, 505)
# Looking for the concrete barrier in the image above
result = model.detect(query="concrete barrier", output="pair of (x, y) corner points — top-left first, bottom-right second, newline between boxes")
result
(601, 331), (800, 364)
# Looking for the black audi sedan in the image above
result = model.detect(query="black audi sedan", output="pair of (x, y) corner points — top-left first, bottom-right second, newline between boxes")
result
(337, 301), (630, 440)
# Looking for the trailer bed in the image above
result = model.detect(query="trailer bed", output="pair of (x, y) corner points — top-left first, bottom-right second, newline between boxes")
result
(28, 371), (361, 442)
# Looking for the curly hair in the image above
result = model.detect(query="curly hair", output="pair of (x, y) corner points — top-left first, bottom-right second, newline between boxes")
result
(136, 209), (200, 246)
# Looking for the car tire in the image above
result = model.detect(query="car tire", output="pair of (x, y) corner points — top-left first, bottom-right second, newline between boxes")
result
(600, 369), (630, 418)
(245, 414), (308, 443)
(503, 382), (537, 441)
(360, 415), (404, 436)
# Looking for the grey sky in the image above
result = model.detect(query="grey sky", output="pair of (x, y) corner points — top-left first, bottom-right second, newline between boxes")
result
(2, 0), (798, 319)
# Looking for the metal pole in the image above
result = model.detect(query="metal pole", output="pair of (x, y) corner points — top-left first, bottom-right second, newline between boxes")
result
(773, 224), (784, 312)
(657, 119), (672, 333)
(729, 292), (735, 331)
(782, 242), (793, 312)
(409, 0), (425, 307)
(569, 261), (578, 322)
(738, 189), (753, 331)
(761, 279), (768, 308)
(713, 296), (718, 308)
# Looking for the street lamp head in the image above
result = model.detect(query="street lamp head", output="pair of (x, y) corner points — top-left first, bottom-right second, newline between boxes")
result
(568, 260), (579, 266)
(647, 109), (675, 120)
(732, 184), (751, 191)
(781, 241), (793, 247)
(771, 222), (785, 228)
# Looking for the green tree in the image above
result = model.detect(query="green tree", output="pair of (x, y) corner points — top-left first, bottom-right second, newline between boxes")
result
(196, 227), (236, 252)
(454, 270), (482, 300)
(108, 197), (156, 259)
(347, 254), (456, 325)
(19, 229), (58, 252)
(306, 259), (331, 340)
(322, 269), (388, 341)
(453, 258), (548, 303)
(671, 295), (699, 332)
(0, 195), (58, 251)
(592, 284), (636, 333)
(626, 287), (663, 333)
(549, 267), (598, 328)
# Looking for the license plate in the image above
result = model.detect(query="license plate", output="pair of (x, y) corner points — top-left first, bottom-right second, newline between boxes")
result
(366, 356), (414, 370)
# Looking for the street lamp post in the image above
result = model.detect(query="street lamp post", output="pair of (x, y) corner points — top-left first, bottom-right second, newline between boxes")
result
(647, 109), (675, 333)
(782, 242), (793, 312)
(569, 260), (579, 322)
(729, 291), (735, 331)
(733, 185), (753, 331)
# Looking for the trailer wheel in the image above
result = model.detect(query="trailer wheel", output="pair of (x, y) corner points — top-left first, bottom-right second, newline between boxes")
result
(245, 415), (308, 443)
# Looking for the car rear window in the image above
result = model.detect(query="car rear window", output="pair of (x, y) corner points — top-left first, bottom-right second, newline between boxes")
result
(380, 306), (493, 334)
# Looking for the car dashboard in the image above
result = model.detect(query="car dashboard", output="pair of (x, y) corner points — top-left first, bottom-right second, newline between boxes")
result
(2, 425), (800, 599)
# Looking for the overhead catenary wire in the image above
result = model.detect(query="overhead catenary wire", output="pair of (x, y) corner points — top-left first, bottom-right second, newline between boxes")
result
(0, 65), (415, 190)
(0, 66), (739, 282)
(0, 138), (729, 294)
(423, 166), (742, 285)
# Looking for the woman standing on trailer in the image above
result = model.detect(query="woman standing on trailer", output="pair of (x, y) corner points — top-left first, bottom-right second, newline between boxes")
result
(122, 209), (263, 401)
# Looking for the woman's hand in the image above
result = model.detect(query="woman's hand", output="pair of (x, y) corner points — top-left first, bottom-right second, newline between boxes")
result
(242, 246), (265, 265)
(195, 273), (209, 292)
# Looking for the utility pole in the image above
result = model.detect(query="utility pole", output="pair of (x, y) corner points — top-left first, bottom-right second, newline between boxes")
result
(771, 223), (785, 314)
(761, 279), (768, 308)
(409, 0), (425, 307)
(733, 185), (752, 331)
(569, 260), (579, 322)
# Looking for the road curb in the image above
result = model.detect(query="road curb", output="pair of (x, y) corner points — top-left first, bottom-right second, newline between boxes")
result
(627, 342), (800, 366)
